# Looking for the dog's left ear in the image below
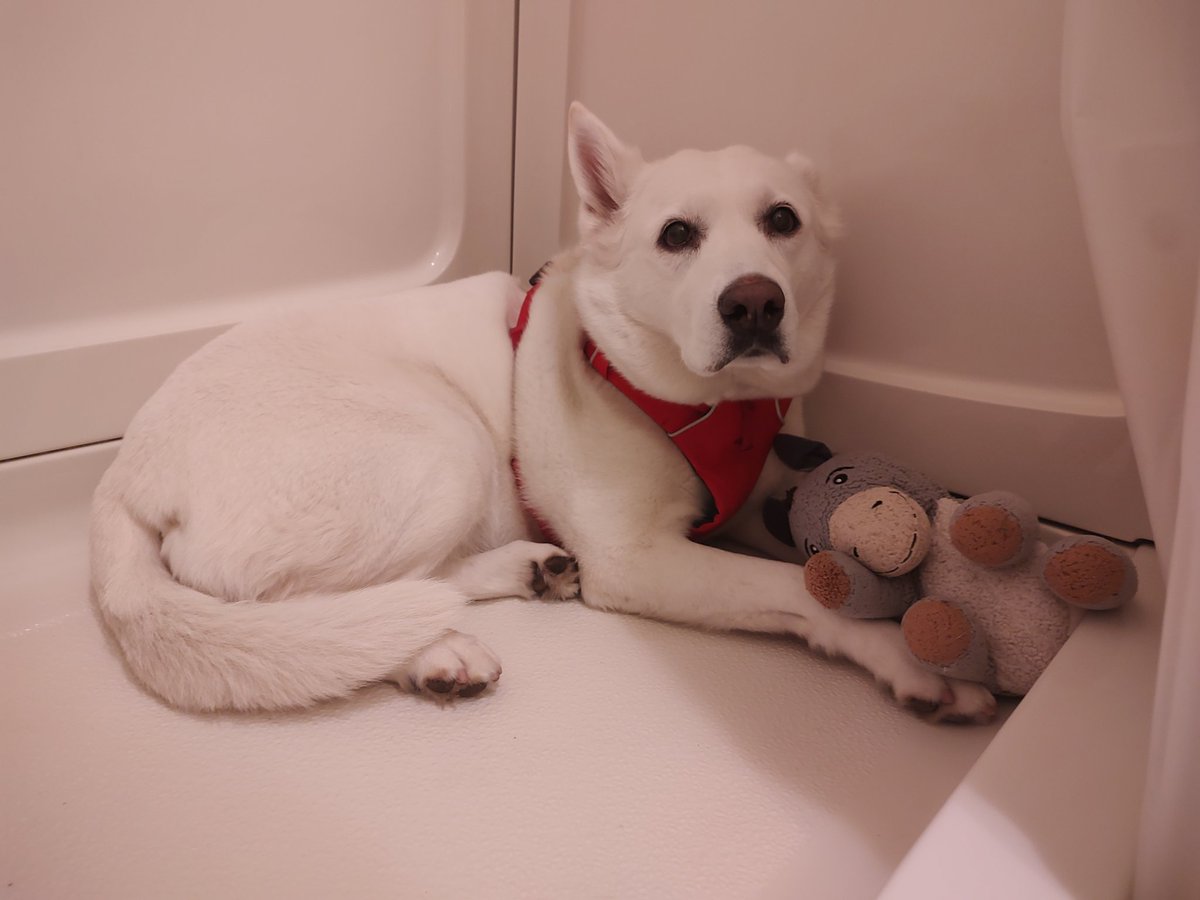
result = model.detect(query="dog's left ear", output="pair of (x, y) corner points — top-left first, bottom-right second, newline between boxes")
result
(785, 151), (844, 246)
(567, 102), (643, 236)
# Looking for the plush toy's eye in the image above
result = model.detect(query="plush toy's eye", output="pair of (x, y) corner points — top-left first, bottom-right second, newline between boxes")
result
(825, 466), (853, 486)
(806, 541), (821, 558)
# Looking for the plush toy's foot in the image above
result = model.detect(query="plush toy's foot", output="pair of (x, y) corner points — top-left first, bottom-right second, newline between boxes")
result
(949, 491), (1039, 568)
(805, 550), (915, 618)
(900, 597), (990, 683)
(1042, 535), (1138, 610)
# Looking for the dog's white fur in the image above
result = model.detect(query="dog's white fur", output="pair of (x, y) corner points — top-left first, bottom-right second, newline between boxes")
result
(90, 104), (995, 722)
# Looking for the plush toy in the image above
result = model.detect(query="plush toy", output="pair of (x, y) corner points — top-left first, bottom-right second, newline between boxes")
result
(762, 436), (1138, 696)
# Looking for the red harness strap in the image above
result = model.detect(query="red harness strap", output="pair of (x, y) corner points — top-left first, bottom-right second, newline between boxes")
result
(510, 284), (790, 540)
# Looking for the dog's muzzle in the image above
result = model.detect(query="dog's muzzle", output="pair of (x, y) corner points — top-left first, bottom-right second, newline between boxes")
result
(715, 274), (789, 366)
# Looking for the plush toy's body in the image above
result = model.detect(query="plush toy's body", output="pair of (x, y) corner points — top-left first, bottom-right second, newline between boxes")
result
(763, 437), (1137, 696)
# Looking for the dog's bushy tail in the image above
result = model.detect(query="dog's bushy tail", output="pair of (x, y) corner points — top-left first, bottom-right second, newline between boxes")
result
(89, 488), (463, 712)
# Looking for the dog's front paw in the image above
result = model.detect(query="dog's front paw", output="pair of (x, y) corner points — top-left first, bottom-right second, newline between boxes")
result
(887, 665), (955, 716)
(400, 630), (502, 703)
(528, 548), (581, 601)
(932, 679), (999, 725)
(873, 651), (979, 723)
(806, 611), (994, 725)
(444, 540), (581, 602)
(888, 670), (997, 724)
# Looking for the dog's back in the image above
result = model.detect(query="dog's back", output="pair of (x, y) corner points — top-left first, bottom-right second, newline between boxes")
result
(91, 273), (526, 710)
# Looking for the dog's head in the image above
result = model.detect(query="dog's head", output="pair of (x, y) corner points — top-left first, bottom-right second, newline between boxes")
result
(565, 103), (841, 405)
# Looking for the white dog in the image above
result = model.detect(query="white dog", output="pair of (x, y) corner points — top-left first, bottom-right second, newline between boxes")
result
(90, 104), (996, 723)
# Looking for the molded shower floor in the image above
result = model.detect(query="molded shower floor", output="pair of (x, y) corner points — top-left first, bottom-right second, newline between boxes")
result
(2, 442), (1153, 899)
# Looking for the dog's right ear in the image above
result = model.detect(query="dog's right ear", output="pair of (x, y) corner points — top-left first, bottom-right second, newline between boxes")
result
(785, 151), (844, 248)
(567, 102), (643, 235)
(773, 434), (833, 471)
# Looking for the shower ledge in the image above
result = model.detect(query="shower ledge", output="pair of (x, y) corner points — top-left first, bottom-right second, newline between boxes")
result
(0, 443), (1160, 899)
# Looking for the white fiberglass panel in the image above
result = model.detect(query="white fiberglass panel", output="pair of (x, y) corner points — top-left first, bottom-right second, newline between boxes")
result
(556, 0), (1114, 392)
(0, 0), (514, 459)
(542, 0), (1148, 537)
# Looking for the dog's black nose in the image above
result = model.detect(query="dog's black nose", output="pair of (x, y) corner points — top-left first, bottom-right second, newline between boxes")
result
(717, 275), (785, 338)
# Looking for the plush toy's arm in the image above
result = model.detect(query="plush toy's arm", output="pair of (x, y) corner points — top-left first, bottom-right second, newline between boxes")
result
(805, 551), (918, 619)
(948, 492), (1039, 568)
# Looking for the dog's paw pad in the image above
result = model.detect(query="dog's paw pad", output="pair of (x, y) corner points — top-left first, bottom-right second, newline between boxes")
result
(529, 551), (580, 601)
(401, 631), (502, 704)
(544, 554), (572, 575)
(423, 678), (456, 695)
(456, 681), (489, 699)
(900, 695), (943, 716)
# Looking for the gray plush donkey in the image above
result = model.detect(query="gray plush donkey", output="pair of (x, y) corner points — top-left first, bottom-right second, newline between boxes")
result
(762, 434), (1138, 696)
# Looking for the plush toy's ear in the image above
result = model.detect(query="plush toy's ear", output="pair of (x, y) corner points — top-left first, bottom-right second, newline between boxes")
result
(762, 488), (797, 548)
(772, 434), (833, 472)
(884, 460), (947, 516)
(567, 102), (643, 236)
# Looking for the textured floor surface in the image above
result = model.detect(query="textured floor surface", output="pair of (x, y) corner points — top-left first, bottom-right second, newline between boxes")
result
(1, 444), (1009, 899)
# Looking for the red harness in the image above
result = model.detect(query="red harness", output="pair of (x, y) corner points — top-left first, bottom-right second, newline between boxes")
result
(510, 285), (790, 541)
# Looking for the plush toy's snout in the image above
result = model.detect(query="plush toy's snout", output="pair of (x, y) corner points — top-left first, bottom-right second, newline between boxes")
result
(827, 487), (932, 576)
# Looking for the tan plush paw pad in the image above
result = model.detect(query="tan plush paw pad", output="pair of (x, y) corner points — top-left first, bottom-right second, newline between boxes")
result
(1043, 542), (1129, 609)
(902, 599), (972, 667)
(804, 551), (850, 610)
(950, 505), (1024, 567)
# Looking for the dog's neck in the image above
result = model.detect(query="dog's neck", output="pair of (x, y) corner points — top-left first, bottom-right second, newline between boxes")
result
(584, 319), (719, 406)
(521, 260), (693, 404)
(509, 273), (791, 538)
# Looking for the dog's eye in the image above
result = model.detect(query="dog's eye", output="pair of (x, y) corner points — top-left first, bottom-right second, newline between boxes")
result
(764, 204), (801, 237)
(658, 219), (698, 251)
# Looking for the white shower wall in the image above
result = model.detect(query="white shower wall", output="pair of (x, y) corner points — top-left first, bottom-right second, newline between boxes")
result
(0, 0), (516, 460)
(514, 0), (1149, 539)
(3, 0), (1147, 541)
